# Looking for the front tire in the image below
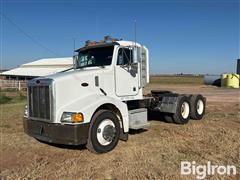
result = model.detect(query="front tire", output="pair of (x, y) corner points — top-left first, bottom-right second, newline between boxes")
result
(87, 110), (120, 154)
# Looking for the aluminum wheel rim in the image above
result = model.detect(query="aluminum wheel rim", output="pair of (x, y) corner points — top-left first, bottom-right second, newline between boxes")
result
(96, 119), (115, 146)
(181, 102), (190, 119)
(197, 99), (204, 115)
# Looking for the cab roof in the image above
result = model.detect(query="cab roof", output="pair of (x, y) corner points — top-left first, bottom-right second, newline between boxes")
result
(116, 40), (141, 47)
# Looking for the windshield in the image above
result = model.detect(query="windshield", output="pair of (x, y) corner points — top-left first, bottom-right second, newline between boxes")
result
(76, 46), (114, 68)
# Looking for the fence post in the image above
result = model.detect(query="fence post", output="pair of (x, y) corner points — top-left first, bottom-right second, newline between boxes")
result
(18, 81), (21, 91)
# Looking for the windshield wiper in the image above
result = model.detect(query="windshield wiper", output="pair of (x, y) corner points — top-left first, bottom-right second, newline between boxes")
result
(59, 67), (74, 72)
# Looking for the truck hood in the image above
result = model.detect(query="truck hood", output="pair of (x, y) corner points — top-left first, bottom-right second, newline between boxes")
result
(37, 66), (113, 118)
(44, 66), (107, 82)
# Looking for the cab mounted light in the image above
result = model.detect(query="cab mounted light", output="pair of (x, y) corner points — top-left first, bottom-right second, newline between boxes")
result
(85, 36), (120, 47)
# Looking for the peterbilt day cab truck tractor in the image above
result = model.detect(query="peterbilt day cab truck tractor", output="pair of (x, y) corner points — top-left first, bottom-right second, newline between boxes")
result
(23, 37), (206, 153)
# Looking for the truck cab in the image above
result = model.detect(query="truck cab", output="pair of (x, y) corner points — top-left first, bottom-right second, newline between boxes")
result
(23, 37), (206, 153)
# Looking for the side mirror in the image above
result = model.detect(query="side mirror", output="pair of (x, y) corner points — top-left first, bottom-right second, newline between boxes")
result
(73, 55), (78, 69)
(132, 47), (138, 64)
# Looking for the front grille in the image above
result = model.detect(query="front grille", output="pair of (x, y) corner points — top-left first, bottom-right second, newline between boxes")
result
(28, 80), (52, 120)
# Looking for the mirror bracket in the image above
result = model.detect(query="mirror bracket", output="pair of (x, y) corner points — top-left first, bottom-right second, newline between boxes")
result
(130, 62), (138, 73)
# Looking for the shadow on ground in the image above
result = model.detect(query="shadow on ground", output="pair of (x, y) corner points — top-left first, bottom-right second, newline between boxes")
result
(148, 111), (169, 123)
(36, 139), (87, 150)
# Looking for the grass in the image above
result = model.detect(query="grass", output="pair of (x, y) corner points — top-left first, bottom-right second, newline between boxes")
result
(150, 75), (203, 85)
(0, 82), (239, 179)
(0, 90), (26, 104)
(0, 88), (19, 92)
(0, 94), (12, 104)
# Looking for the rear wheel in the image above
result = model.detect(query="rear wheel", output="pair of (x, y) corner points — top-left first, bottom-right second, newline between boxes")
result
(87, 110), (120, 153)
(172, 96), (191, 124)
(190, 95), (206, 120)
(164, 114), (174, 123)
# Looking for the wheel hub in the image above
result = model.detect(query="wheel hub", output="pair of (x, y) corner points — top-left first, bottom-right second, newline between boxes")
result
(102, 125), (116, 142)
(96, 119), (116, 146)
(181, 102), (190, 119)
(197, 99), (204, 115)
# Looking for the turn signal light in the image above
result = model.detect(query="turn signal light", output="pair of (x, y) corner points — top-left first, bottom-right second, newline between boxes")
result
(72, 113), (84, 123)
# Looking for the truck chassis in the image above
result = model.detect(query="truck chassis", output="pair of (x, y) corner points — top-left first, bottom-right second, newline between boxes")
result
(23, 38), (206, 154)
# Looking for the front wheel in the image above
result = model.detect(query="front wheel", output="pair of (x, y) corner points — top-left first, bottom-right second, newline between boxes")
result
(87, 110), (120, 153)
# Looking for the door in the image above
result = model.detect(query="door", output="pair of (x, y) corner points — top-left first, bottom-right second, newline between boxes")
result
(115, 47), (139, 96)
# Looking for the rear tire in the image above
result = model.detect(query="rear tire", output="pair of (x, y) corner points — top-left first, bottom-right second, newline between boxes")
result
(164, 114), (174, 123)
(190, 94), (206, 120)
(87, 110), (120, 154)
(172, 96), (191, 124)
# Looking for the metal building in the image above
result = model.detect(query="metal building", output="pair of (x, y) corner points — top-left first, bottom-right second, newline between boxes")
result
(1, 57), (73, 80)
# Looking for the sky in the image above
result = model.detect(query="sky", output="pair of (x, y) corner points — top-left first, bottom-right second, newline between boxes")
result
(0, 0), (239, 74)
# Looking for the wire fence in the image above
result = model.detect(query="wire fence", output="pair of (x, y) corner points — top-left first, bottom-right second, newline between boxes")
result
(0, 80), (27, 91)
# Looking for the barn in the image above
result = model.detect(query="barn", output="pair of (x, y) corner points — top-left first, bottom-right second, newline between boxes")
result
(0, 57), (73, 90)
(1, 57), (73, 80)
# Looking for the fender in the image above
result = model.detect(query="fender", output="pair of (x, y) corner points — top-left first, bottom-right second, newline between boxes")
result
(56, 93), (129, 133)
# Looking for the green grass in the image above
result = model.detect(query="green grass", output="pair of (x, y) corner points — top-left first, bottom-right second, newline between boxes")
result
(150, 75), (203, 85)
(0, 90), (26, 104)
(0, 88), (19, 92)
(0, 94), (12, 104)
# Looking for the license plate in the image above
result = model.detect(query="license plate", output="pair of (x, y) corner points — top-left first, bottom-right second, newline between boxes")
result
(32, 124), (43, 135)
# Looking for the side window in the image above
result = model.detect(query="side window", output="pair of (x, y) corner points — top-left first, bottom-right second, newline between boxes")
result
(117, 48), (132, 65)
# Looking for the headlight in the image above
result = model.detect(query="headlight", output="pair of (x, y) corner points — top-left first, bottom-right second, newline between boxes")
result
(24, 105), (28, 117)
(61, 112), (84, 123)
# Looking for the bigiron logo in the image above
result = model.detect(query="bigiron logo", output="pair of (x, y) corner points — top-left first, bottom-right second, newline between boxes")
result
(180, 161), (237, 179)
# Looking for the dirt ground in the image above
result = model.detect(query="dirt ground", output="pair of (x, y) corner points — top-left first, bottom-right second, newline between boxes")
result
(0, 84), (239, 179)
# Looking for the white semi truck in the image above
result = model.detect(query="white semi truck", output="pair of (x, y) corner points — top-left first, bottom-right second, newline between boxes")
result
(23, 37), (206, 153)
